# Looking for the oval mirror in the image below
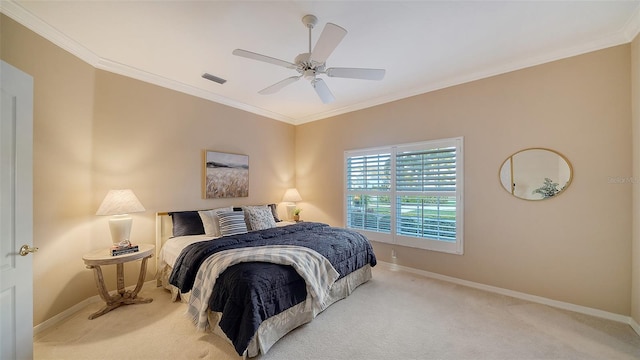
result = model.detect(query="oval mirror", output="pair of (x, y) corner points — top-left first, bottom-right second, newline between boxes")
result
(499, 148), (572, 200)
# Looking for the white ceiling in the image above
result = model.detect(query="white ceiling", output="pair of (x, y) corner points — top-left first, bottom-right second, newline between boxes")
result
(3, 1), (640, 124)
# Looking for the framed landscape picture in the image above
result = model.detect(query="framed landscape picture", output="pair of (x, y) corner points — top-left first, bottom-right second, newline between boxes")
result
(203, 150), (249, 199)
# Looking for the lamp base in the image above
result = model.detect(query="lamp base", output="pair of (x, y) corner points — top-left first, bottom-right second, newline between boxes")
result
(108, 215), (133, 247)
(286, 204), (296, 221)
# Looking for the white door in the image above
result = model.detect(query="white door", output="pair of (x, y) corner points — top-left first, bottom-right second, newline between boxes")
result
(1, 60), (34, 360)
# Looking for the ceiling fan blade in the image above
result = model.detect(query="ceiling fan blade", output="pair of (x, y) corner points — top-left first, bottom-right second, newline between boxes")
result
(309, 23), (347, 64)
(259, 76), (301, 95)
(326, 67), (386, 81)
(312, 78), (335, 104)
(232, 49), (297, 69)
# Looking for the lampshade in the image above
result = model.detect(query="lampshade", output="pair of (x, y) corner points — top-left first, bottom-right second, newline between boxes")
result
(96, 189), (145, 216)
(282, 188), (302, 203)
(96, 189), (145, 248)
(282, 188), (302, 221)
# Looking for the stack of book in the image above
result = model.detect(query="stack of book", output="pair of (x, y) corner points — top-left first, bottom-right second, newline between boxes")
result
(111, 244), (139, 256)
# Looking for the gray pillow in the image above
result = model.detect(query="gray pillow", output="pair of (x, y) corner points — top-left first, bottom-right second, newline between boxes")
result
(243, 205), (277, 231)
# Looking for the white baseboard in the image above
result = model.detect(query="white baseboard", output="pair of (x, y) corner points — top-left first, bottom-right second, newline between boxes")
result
(33, 296), (101, 336)
(630, 317), (640, 337)
(36, 266), (640, 339)
(377, 261), (636, 329)
(33, 279), (157, 336)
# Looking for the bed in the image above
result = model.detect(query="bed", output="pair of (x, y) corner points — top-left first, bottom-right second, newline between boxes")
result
(155, 205), (377, 357)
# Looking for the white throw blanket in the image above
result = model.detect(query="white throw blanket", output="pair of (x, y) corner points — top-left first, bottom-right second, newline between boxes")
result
(186, 245), (340, 331)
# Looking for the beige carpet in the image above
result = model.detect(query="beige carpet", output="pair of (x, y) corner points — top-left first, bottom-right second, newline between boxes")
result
(35, 266), (640, 360)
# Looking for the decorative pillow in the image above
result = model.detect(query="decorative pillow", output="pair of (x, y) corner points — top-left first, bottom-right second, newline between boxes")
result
(243, 205), (277, 231)
(268, 203), (282, 222)
(217, 211), (248, 236)
(198, 207), (233, 237)
(169, 211), (205, 237)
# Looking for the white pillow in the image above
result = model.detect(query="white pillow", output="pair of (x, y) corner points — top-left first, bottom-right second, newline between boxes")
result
(198, 207), (233, 237)
(243, 205), (277, 231)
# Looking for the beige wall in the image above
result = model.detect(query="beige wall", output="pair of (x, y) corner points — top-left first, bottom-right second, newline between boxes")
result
(2, 15), (96, 326)
(632, 33), (640, 324)
(297, 45), (633, 315)
(2, 15), (296, 325)
(2, 13), (636, 324)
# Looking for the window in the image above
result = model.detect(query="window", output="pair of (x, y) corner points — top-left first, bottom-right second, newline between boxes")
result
(345, 137), (463, 254)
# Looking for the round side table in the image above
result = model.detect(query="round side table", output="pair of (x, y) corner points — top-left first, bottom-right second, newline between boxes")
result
(82, 244), (154, 319)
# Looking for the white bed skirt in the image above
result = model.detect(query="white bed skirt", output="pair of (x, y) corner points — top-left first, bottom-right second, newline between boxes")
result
(157, 264), (373, 357)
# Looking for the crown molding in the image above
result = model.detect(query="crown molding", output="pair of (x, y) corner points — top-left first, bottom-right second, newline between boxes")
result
(3, 0), (639, 126)
(0, 0), (100, 65)
(622, 3), (640, 41)
(95, 58), (297, 124)
(0, 0), (297, 125)
(296, 23), (636, 124)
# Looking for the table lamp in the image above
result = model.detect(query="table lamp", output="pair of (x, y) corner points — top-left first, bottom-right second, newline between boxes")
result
(282, 188), (302, 220)
(96, 189), (145, 248)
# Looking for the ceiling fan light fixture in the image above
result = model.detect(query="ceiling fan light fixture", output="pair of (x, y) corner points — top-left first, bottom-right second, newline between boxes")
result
(303, 69), (316, 81)
(231, 14), (385, 103)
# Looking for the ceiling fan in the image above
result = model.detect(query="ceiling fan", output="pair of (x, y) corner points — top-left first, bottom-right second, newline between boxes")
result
(232, 14), (385, 104)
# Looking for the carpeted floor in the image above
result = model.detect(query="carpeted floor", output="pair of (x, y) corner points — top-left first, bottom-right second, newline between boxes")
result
(34, 266), (640, 360)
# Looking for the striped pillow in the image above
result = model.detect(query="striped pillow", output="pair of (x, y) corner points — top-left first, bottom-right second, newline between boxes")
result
(198, 207), (233, 237)
(217, 211), (248, 237)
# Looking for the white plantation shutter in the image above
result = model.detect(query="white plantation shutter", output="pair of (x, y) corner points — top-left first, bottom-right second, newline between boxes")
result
(395, 144), (457, 242)
(345, 151), (392, 236)
(395, 147), (457, 192)
(346, 153), (391, 191)
(345, 138), (463, 254)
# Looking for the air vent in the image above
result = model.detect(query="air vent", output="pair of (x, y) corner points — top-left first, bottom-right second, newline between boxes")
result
(202, 73), (227, 84)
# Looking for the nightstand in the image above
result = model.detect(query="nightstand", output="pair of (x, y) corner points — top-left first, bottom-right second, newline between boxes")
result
(82, 243), (154, 319)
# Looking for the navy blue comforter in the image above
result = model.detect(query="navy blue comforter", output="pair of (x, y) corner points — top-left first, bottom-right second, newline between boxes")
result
(169, 222), (377, 355)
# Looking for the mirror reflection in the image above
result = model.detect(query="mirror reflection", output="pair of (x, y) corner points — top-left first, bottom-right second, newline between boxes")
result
(499, 148), (572, 200)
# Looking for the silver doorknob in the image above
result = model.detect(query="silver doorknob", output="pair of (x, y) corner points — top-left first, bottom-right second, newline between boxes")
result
(19, 244), (38, 256)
